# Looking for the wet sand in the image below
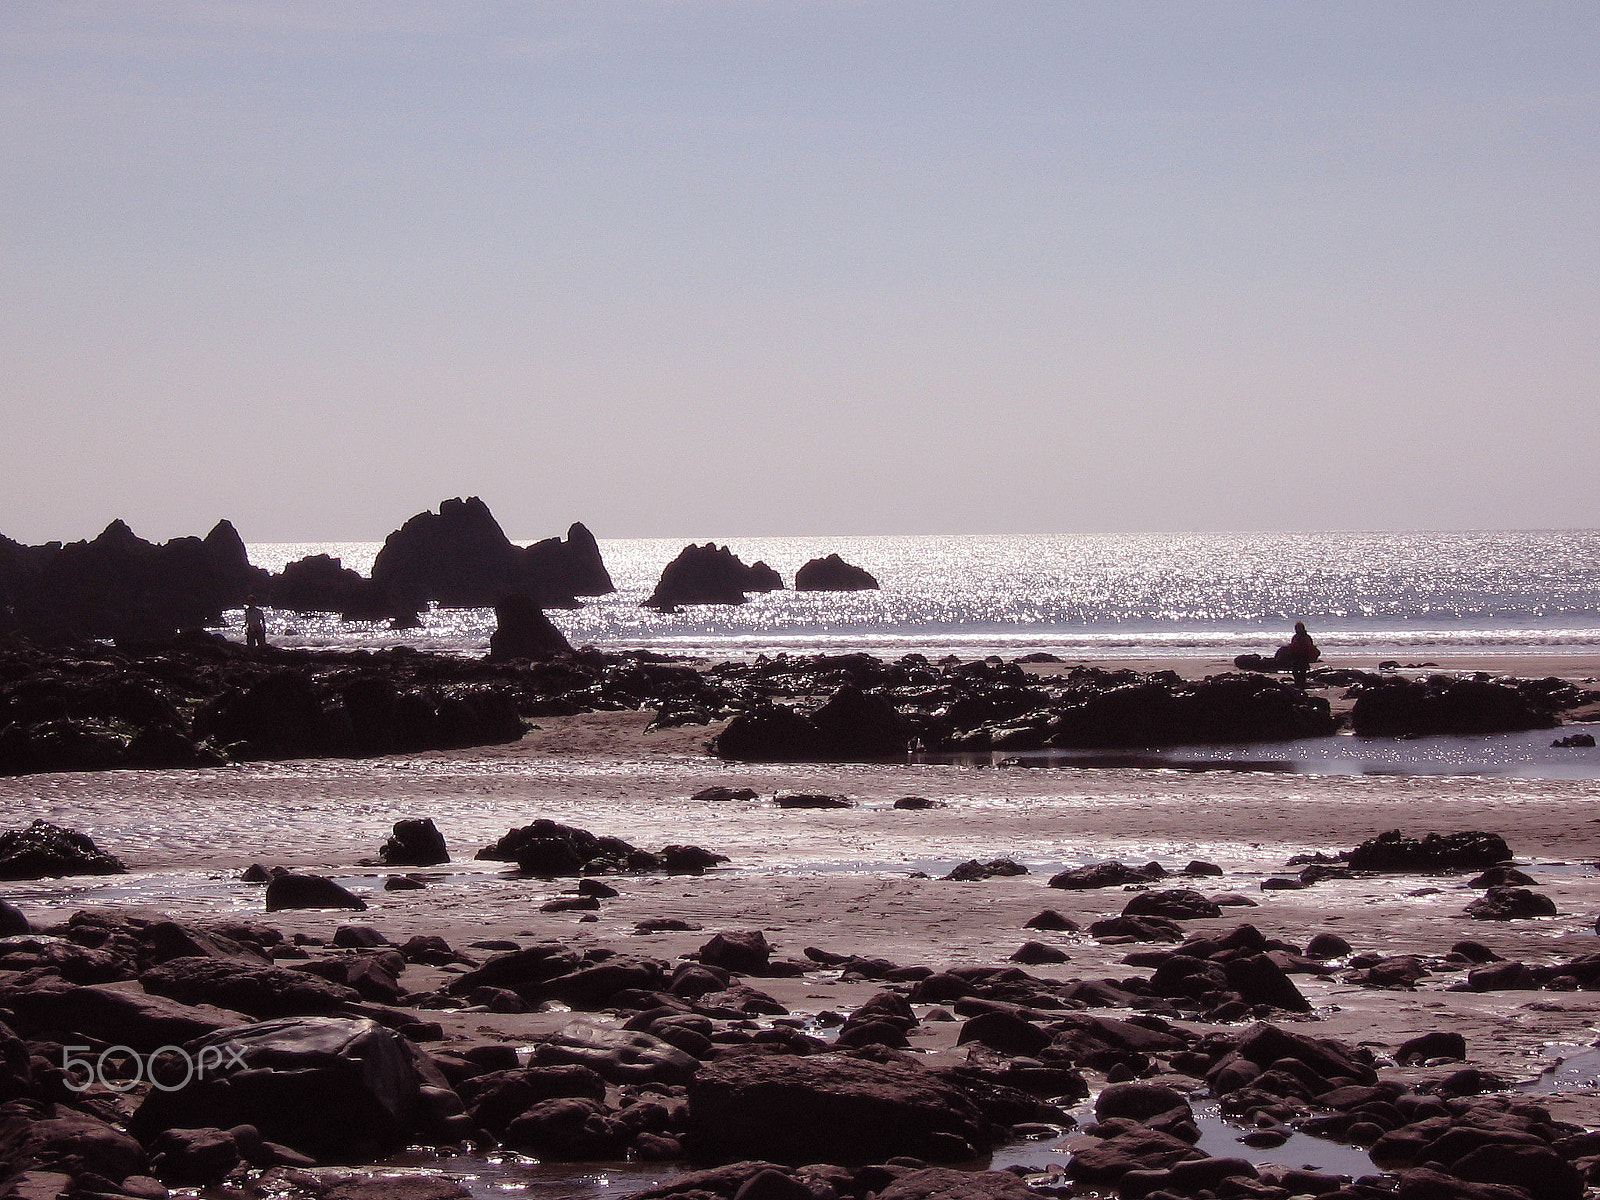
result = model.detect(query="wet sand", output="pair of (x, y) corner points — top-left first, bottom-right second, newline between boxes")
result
(6, 655), (1600, 1142)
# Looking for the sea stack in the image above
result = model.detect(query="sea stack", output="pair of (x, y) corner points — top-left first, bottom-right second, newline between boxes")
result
(794, 553), (879, 591)
(645, 543), (784, 610)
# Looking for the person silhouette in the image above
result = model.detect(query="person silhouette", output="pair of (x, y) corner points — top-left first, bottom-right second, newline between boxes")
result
(1284, 621), (1320, 685)
(244, 597), (267, 648)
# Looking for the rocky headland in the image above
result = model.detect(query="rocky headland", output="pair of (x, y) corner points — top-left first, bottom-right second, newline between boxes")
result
(0, 498), (610, 643)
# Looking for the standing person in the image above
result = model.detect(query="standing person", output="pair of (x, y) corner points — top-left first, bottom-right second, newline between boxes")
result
(1284, 621), (1320, 685)
(244, 597), (267, 648)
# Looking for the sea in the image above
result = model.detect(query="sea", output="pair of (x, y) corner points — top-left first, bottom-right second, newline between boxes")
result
(233, 529), (1600, 664)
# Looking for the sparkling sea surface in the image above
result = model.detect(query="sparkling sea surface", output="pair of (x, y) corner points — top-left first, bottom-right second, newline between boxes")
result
(234, 529), (1600, 662)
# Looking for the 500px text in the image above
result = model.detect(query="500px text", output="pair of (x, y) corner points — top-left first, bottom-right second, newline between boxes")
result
(62, 1044), (247, 1092)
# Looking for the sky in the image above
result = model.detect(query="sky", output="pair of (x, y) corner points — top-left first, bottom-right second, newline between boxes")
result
(2, 2), (1597, 544)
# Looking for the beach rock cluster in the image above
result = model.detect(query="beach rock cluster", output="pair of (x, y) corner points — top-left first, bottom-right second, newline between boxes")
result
(1348, 675), (1570, 737)
(0, 636), (567, 775)
(0, 821), (126, 880)
(711, 659), (1338, 760)
(6, 814), (1600, 1200)
(475, 819), (728, 877)
(6, 627), (1598, 775)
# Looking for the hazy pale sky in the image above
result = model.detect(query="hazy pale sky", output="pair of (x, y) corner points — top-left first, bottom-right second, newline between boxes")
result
(3, 2), (1596, 543)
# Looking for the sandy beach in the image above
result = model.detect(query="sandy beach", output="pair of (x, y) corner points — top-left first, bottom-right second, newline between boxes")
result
(7, 651), (1600, 1164)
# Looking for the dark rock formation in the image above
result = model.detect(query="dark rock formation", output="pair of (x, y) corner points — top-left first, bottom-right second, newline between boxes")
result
(0, 519), (269, 641)
(475, 818), (726, 877)
(1048, 673), (1337, 748)
(712, 704), (824, 761)
(684, 1053), (999, 1164)
(264, 873), (368, 912)
(944, 859), (1028, 882)
(0, 900), (27, 936)
(0, 821), (126, 880)
(139, 957), (359, 1017)
(1464, 887), (1558, 921)
(1122, 889), (1223, 921)
(270, 553), (391, 620)
(794, 554), (879, 592)
(379, 819), (450, 867)
(715, 687), (913, 761)
(1346, 831), (1513, 872)
(1050, 861), (1163, 890)
(193, 668), (525, 762)
(1350, 676), (1561, 737)
(0, 978), (249, 1050)
(370, 498), (611, 609)
(645, 544), (782, 609)
(129, 1016), (460, 1161)
(487, 593), (572, 662)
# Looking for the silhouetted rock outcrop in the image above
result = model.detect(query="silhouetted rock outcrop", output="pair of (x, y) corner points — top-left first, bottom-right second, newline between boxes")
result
(0, 519), (269, 641)
(714, 686), (913, 761)
(0, 820), (126, 880)
(370, 498), (611, 610)
(270, 553), (393, 620)
(488, 594), (572, 661)
(1345, 830), (1513, 872)
(795, 554), (879, 591)
(1349, 675), (1561, 737)
(645, 544), (784, 610)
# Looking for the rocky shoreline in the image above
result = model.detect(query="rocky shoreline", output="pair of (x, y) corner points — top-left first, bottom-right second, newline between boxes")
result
(4, 626), (1596, 778)
(4, 817), (1600, 1200)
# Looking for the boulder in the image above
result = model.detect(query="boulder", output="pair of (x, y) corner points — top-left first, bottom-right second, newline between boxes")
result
(692, 786), (760, 802)
(530, 1024), (699, 1086)
(774, 793), (853, 809)
(0, 899), (30, 935)
(139, 957), (360, 1017)
(1464, 887), (1557, 921)
(684, 1053), (997, 1165)
(487, 593), (571, 662)
(807, 686), (914, 758)
(0, 1100), (148, 1184)
(699, 931), (774, 975)
(945, 859), (1028, 882)
(502, 1096), (626, 1160)
(265, 874), (368, 912)
(1396, 1031), (1467, 1064)
(379, 819), (450, 867)
(1049, 861), (1161, 890)
(0, 820), (126, 880)
(476, 818), (644, 874)
(794, 555), (879, 592)
(1065, 1126), (1204, 1185)
(1350, 676), (1559, 737)
(1122, 890), (1222, 920)
(713, 705), (824, 761)
(0, 978), (249, 1049)
(1347, 831), (1513, 872)
(130, 1016), (452, 1161)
